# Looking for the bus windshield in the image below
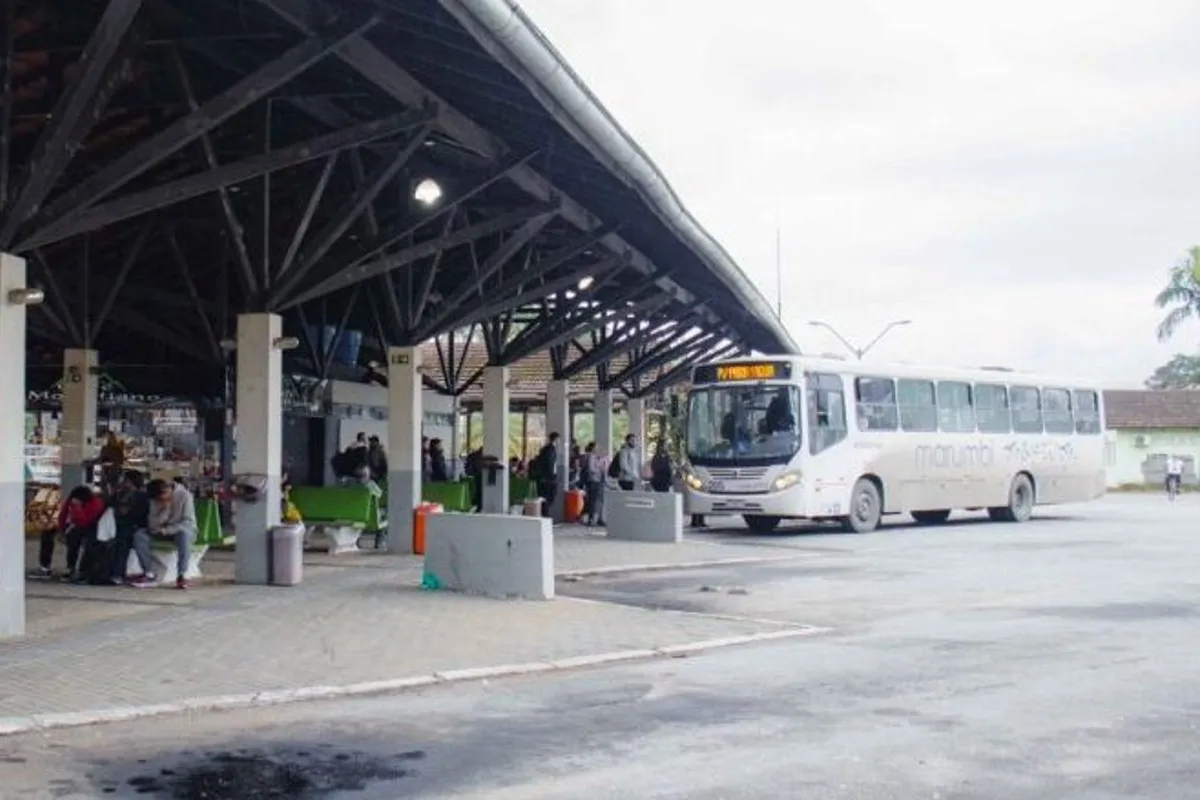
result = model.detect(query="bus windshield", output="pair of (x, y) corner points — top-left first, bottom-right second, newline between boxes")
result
(686, 384), (802, 466)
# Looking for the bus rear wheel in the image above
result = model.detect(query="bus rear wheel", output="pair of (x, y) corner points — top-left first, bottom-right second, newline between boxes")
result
(841, 478), (882, 533)
(989, 473), (1034, 522)
(743, 514), (781, 533)
(911, 509), (951, 525)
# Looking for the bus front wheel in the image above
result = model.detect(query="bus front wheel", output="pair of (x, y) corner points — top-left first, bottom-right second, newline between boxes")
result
(743, 515), (781, 533)
(841, 478), (882, 533)
(989, 473), (1034, 522)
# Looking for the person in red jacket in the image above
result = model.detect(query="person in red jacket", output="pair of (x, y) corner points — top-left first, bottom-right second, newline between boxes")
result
(31, 486), (106, 581)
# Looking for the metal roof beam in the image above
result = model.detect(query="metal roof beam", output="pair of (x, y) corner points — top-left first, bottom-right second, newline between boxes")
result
(563, 313), (693, 380)
(25, 13), (380, 239)
(504, 289), (672, 365)
(632, 341), (741, 399)
(279, 203), (553, 309)
(603, 330), (714, 389)
(444, 257), (620, 336)
(18, 108), (433, 250)
(251, 0), (723, 328)
(0, 0), (146, 247)
(281, 122), (434, 296)
(414, 208), (556, 340)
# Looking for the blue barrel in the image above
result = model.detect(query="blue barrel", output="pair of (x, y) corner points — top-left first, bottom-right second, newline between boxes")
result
(335, 330), (363, 365)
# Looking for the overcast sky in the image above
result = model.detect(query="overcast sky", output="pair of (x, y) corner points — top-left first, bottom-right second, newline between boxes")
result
(516, 0), (1200, 388)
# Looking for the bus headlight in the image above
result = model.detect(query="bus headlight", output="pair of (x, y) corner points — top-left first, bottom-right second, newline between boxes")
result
(772, 471), (802, 492)
(683, 471), (704, 491)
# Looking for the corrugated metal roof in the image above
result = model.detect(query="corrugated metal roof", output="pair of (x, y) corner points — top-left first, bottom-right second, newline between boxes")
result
(1104, 390), (1200, 429)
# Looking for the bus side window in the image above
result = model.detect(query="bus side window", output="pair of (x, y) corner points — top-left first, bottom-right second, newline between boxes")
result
(854, 377), (898, 431)
(1010, 386), (1043, 433)
(897, 379), (937, 431)
(936, 381), (975, 432)
(1043, 388), (1075, 434)
(975, 383), (1012, 433)
(807, 372), (847, 454)
(1073, 390), (1102, 434)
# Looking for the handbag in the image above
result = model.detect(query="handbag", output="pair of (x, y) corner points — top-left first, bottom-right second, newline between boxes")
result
(95, 508), (117, 543)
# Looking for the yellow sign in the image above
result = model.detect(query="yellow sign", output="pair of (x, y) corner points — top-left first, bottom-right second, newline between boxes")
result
(715, 363), (778, 382)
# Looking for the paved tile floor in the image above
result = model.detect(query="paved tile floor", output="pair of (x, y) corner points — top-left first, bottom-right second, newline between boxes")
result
(3, 526), (804, 720)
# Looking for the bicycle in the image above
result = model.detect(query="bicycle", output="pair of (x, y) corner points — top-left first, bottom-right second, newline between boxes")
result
(1166, 474), (1181, 502)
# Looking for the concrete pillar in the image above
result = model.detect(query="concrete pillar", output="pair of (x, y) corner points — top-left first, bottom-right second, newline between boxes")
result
(594, 389), (614, 458)
(0, 254), (28, 638)
(627, 396), (646, 469)
(546, 379), (569, 521)
(233, 313), (282, 585)
(60, 348), (99, 490)
(387, 346), (421, 553)
(482, 366), (510, 513)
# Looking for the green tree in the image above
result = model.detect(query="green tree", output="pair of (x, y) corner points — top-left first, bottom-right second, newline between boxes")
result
(1153, 246), (1200, 340)
(1145, 355), (1200, 390)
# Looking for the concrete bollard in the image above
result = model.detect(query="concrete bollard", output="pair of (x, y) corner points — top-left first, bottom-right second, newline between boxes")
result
(605, 491), (683, 543)
(424, 513), (554, 600)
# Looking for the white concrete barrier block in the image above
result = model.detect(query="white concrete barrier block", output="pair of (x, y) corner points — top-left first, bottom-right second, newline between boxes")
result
(606, 491), (683, 543)
(424, 513), (554, 600)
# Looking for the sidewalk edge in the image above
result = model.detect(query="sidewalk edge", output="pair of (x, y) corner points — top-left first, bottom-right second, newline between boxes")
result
(0, 626), (827, 737)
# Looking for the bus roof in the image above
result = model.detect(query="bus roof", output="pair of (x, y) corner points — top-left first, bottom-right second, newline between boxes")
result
(695, 354), (1099, 390)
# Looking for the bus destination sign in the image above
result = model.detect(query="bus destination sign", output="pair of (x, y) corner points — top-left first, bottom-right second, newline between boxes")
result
(693, 361), (791, 384)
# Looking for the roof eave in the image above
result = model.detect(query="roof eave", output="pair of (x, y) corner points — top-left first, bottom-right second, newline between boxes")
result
(437, 0), (798, 355)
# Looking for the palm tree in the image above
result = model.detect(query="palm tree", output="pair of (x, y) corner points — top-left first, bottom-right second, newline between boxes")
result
(1154, 246), (1200, 341)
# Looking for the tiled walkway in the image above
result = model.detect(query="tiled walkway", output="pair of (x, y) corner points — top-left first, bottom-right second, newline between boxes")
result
(3, 530), (808, 721)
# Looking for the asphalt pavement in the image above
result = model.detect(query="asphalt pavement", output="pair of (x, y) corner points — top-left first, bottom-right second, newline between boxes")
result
(3, 495), (1198, 799)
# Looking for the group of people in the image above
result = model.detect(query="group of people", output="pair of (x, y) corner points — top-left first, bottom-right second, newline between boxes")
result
(526, 432), (677, 525)
(31, 471), (197, 590)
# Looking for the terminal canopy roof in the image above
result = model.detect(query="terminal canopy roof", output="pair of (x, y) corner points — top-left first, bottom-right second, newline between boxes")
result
(6, 0), (796, 404)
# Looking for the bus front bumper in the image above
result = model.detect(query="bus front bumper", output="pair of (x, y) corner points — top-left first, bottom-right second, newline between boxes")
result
(686, 483), (808, 517)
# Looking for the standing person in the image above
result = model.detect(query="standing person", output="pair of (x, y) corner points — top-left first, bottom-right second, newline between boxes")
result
(1166, 454), (1184, 499)
(649, 439), (673, 493)
(367, 435), (388, 483)
(534, 432), (561, 517)
(580, 442), (607, 526)
(429, 438), (449, 482)
(109, 470), (150, 585)
(131, 479), (196, 589)
(616, 434), (640, 491)
(32, 486), (106, 581)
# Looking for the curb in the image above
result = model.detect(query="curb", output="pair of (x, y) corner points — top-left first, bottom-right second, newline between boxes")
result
(0, 626), (826, 738)
(556, 554), (807, 579)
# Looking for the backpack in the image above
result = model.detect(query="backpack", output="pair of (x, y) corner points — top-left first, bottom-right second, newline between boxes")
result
(608, 452), (622, 479)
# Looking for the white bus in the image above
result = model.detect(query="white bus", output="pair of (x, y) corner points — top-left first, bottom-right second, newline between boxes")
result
(680, 356), (1106, 533)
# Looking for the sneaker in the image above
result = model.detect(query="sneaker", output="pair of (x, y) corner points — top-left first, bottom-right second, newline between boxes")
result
(175, 578), (189, 590)
(129, 575), (157, 588)
(28, 567), (52, 579)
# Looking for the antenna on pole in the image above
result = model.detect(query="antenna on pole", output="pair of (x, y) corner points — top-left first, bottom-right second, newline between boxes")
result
(774, 203), (783, 319)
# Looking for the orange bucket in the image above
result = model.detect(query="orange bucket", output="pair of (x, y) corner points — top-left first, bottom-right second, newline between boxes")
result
(412, 502), (443, 555)
(564, 488), (585, 523)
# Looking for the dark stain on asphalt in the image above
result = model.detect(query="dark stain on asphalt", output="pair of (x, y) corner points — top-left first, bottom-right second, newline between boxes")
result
(100, 747), (424, 797)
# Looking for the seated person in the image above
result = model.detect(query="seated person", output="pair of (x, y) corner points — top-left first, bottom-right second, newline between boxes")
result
(129, 478), (196, 590)
(110, 470), (150, 585)
(32, 486), (105, 581)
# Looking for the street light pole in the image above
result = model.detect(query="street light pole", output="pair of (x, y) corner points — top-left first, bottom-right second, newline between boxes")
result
(807, 319), (912, 359)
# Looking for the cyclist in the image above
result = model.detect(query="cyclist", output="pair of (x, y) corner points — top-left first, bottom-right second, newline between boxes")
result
(1166, 455), (1184, 500)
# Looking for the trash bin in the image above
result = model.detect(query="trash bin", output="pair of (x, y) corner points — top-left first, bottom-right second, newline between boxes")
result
(413, 502), (443, 556)
(270, 523), (305, 586)
(565, 488), (585, 523)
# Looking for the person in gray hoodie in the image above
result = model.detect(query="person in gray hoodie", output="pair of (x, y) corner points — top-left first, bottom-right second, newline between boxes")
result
(130, 478), (197, 589)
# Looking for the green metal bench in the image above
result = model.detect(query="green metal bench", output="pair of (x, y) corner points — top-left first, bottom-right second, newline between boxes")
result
(290, 485), (383, 554)
(509, 477), (536, 508)
(421, 481), (473, 513)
